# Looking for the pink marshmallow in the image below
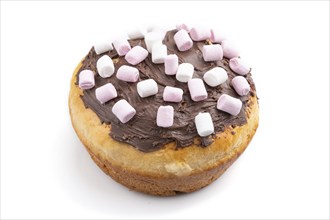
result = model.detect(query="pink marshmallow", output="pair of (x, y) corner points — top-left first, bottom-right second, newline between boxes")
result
(112, 99), (136, 123)
(113, 38), (131, 56)
(190, 26), (211, 41)
(125, 46), (148, 65)
(157, 105), (174, 128)
(164, 54), (178, 75)
(210, 29), (226, 43)
(231, 76), (250, 96)
(116, 65), (139, 82)
(163, 86), (183, 103)
(78, 70), (95, 90)
(202, 44), (223, 62)
(174, 29), (193, 51)
(229, 57), (250, 75)
(217, 94), (242, 116)
(95, 83), (118, 104)
(176, 23), (191, 32)
(221, 40), (239, 59)
(188, 78), (208, 102)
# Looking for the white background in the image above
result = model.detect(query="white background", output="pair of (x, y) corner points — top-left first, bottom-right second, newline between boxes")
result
(1, 1), (329, 219)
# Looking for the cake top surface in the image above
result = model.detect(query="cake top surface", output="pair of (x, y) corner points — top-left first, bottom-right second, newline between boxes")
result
(76, 25), (256, 152)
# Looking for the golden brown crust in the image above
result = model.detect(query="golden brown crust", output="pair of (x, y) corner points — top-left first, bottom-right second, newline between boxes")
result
(69, 62), (259, 196)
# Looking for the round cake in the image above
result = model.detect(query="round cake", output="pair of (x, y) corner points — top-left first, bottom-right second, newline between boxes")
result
(69, 24), (259, 196)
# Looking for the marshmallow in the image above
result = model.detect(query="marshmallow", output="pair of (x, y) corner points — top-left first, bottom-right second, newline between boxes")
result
(229, 57), (250, 75)
(152, 44), (167, 64)
(217, 94), (242, 116)
(137, 79), (158, 98)
(157, 106), (174, 128)
(176, 23), (191, 32)
(164, 54), (178, 75)
(151, 26), (168, 40)
(95, 83), (117, 104)
(112, 99), (136, 123)
(190, 26), (211, 41)
(174, 29), (193, 51)
(94, 41), (113, 55)
(221, 40), (239, 59)
(163, 86), (183, 103)
(195, 112), (214, 137)
(125, 46), (148, 65)
(176, 63), (194, 83)
(203, 67), (228, 87)
(113, 38), (131, 56)
(116, 65), (139, 82)
(127, 28), (147, 40)
(202, 44), (223, 62)
(144, 32), (163, 53)
(78, 70), (95, 90)
(96, 55), (115, 78)
(210, 29), (226, 43)
(188, 78), (208, 102)
(231, 76), (250, 96)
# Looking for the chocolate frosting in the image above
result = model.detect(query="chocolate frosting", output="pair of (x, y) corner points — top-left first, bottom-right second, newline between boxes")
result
(76, 30), (256, 152)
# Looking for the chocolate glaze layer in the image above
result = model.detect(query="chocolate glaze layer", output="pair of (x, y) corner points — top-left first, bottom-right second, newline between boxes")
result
(77, 30), (256, 152)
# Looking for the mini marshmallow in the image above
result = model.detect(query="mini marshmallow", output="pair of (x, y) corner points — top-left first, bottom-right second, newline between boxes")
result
(229, 57), (250, 75)
(176, 63), (194, 83)
(176, 23), (191, 32)
(157, 105), (174, 128)
(137, 79), (158, 98)
(79, 70), (95, 90)
(163, 86), (183, 103)
(152, 44), (167, 64)
(112, 99), (136, 123)
(217, 94), (242, 116)
(231, 76), (250, 96)
(95, 83), (117, 104)
(210, 29), (226, 43)
(96, 55), (115, 78)
(113, 38), (131, 56)
(190, 26), (211, 41)
(151, 26), (168, 40)
(174, 29), (193, 51)
(188, 78), (208, 102)
(116, 65), (139, 82)
(203, 67), (228, 87)
(221, 40), (239, 59)
(164, 54), (179, 75)
(94, 41), (113, 55)
(195, 112), (214, 137)
(127, 28), (147, 40)
(202, 44), (223, 62)
(144, 32), (163, 53)
(125, 46), (148, 65)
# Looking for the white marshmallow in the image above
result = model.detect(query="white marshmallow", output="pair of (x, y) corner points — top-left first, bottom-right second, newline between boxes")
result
(203, 67), (228, 87)
(128, 28), (147, 40)
(144, 32), (163, 53)
(176, 63), (194, 83)
(112, 99), (136, 123)
(94, 41), (113, 55)
(152, 44), (167, 64)
(137, 79), (158, 98)
(195, 112), (214, 137)
(96, 55), (115, 78)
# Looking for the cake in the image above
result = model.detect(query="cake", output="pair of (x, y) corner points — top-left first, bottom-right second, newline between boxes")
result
(68, 24), (259, 196)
